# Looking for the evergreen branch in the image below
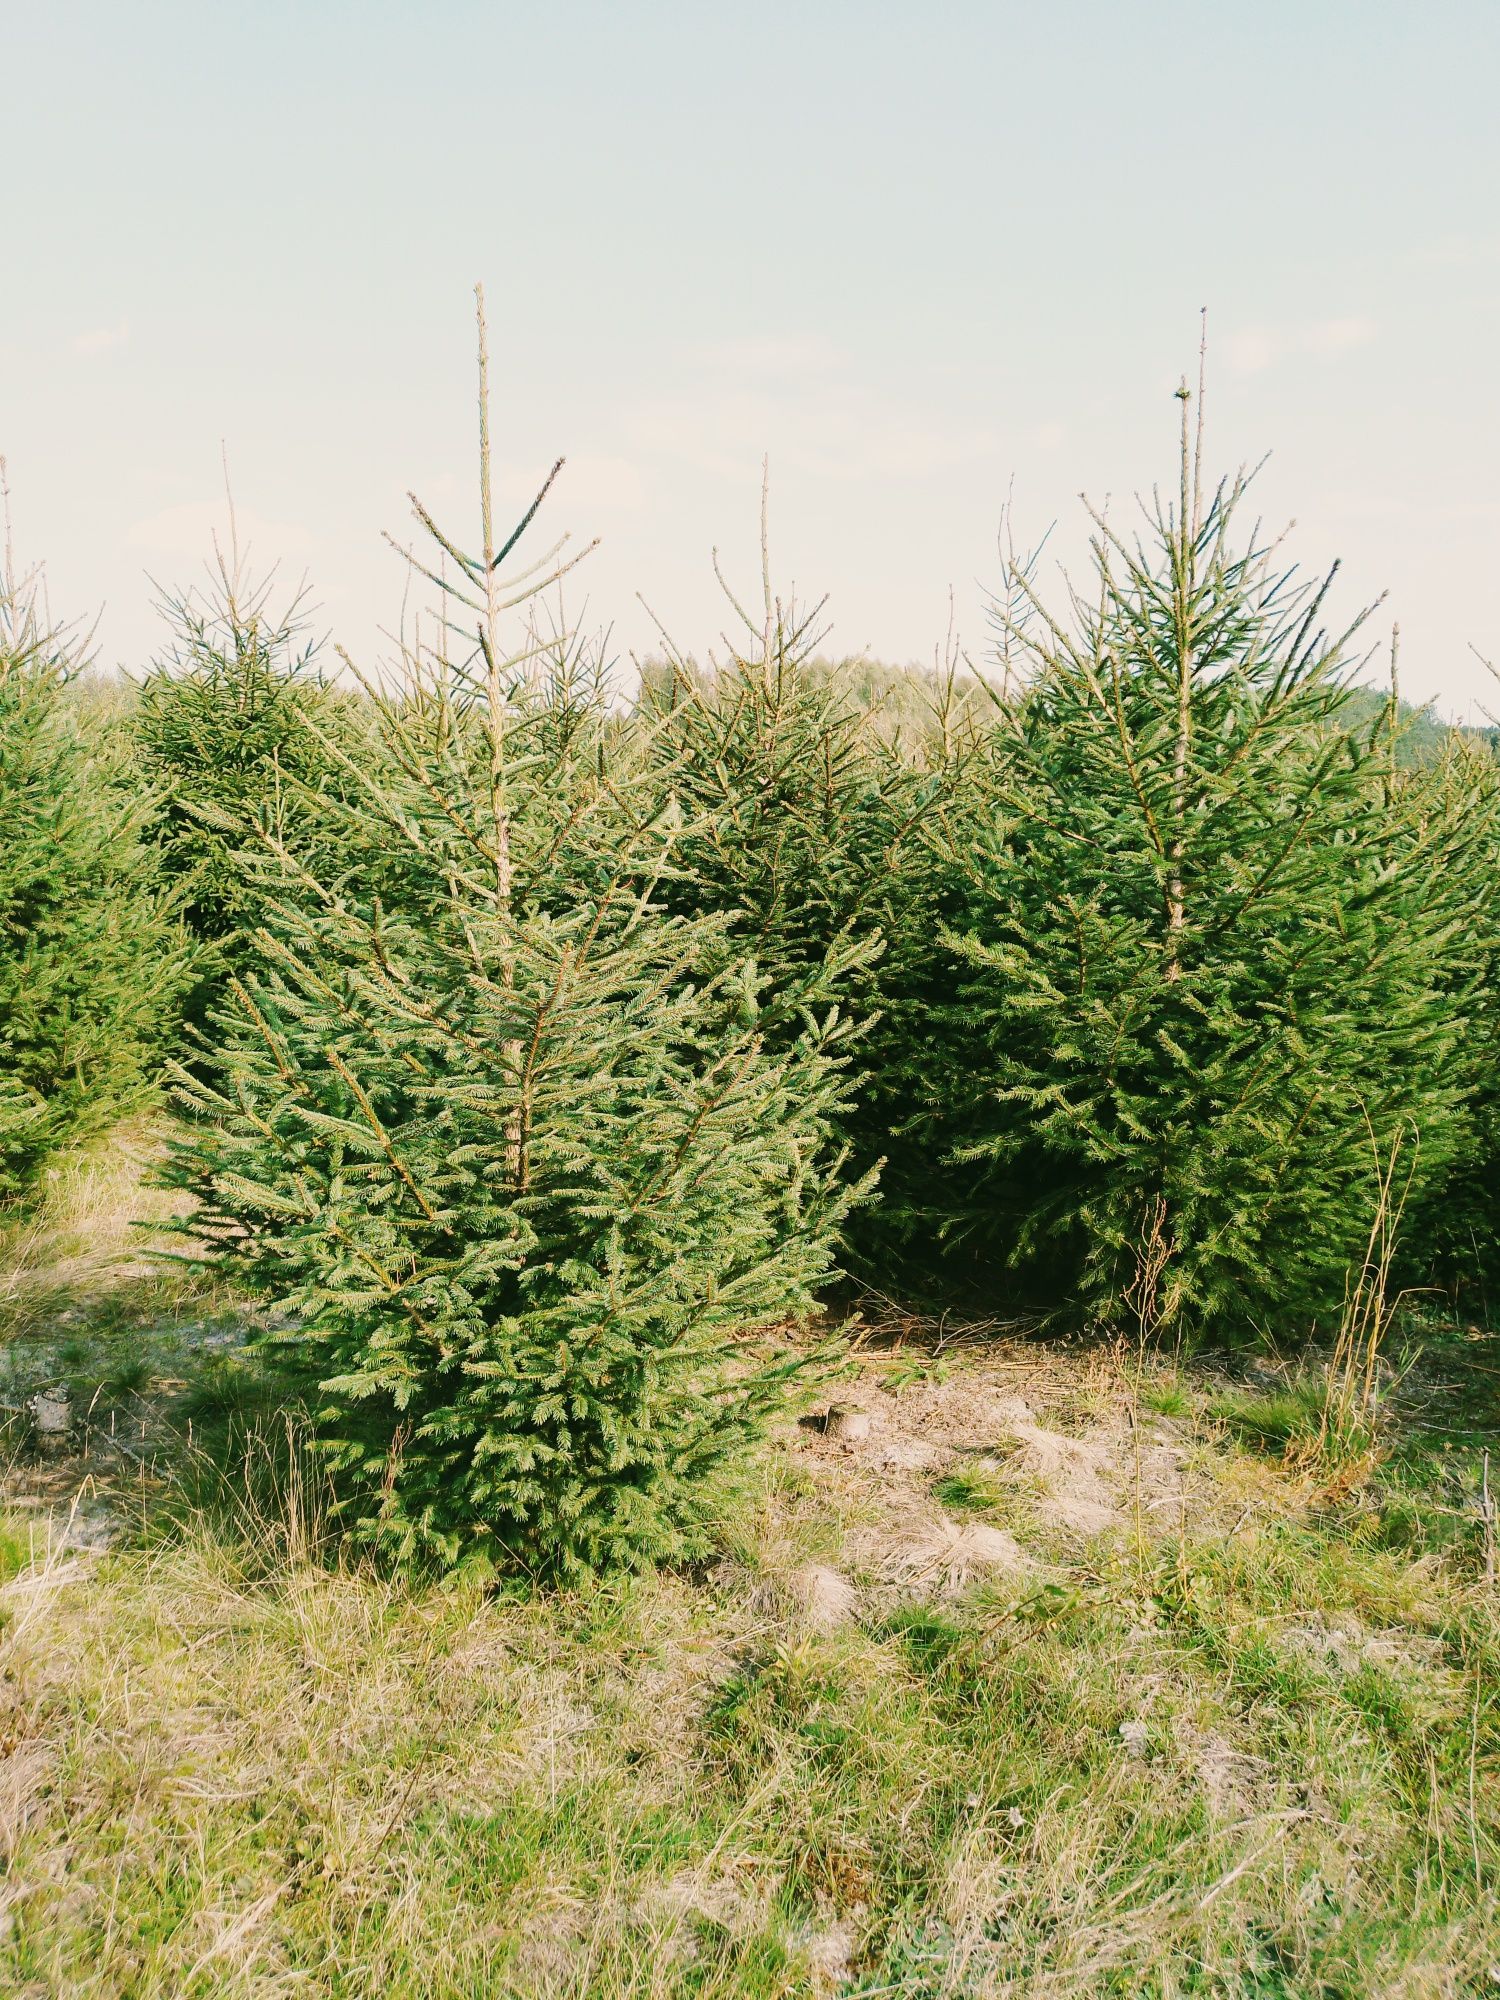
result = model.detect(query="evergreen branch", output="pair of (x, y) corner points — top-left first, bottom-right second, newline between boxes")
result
(325, 1049), (449, 1230)
(493, 458), (566, 570)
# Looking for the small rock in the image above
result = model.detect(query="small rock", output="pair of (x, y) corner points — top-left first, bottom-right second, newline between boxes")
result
(28, 1389), (72, 1437)
(825, 1407), (872, 1443)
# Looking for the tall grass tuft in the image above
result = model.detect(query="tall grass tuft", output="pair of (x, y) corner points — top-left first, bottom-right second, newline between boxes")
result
(1317, 1115), (1418, 1462)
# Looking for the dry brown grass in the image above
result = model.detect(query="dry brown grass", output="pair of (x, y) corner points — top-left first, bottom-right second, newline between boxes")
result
(0, 1118), (202, 1336)
(0, 1142), (1498, 1995)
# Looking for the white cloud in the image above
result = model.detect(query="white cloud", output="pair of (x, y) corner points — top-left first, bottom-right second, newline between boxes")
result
(639, 331), (997, 480)
(71, 321), (129, 357)
(125, 499), (313, 568)
(1225, 316), (1377, 377)
(623, 382), (994, 483)
(1223, 328), (1278, 376)
(1303, 316), (1377, 357)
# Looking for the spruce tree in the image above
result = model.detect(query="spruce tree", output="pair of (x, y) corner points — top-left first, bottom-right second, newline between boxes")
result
(0, 507), (190, 1206)
(913, 387), (1471, 1340)
(134, 537), (360, 1035)
(634, 501), (957, 1249)
(164, 294), (870, 1575)
(1396, 730), (1500, 1302)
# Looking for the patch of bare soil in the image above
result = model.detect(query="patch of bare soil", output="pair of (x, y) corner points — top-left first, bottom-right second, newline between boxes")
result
(789, 1339), (1198, 1598)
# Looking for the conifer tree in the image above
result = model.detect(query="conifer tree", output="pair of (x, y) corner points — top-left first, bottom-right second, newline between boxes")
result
(0, 494), (190, 1206)
(634, 489), (957, 1236)
(1397, 730), (1500, 1301)
(912, 384), (1471, 1339)
(134, 530), (360, 1034)
(164, 295), (870, 1575)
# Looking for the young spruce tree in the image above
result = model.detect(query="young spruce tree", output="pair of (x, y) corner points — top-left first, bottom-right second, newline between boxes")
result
(134, 530), (360, 1037)
(0, 494), (190, 1206)
(165, 295), (870, 1575)
(634, 491), (961, 1255)
(1395, 728), (1500, 1302)
(918, 381), (1471, 1340)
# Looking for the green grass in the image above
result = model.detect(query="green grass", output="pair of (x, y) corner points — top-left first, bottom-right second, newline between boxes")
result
(3, 1144), (1499, 1995)
(1205, 1377), (1329, 1452)
(930, 1465), (1010, 1515)
(1, 1389), (1497, 1997)
(0, 1513), (34, 1585)
(1137, 1372), (1191, 1418)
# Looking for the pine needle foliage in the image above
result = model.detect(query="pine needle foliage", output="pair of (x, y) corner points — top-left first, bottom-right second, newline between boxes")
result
(918, 391), (1472, 1340)
(0, 509), (190, 1207)
(162, 296), (870, 1576)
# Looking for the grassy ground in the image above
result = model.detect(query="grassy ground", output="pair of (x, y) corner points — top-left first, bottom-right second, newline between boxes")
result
(1, 1139), (1498, 1997)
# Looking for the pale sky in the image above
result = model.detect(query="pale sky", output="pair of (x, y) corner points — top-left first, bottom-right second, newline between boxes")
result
(4, 0), (1498, 716)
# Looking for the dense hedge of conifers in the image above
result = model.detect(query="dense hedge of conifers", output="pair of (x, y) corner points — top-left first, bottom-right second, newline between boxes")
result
(4, 331), (1497, 1570)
